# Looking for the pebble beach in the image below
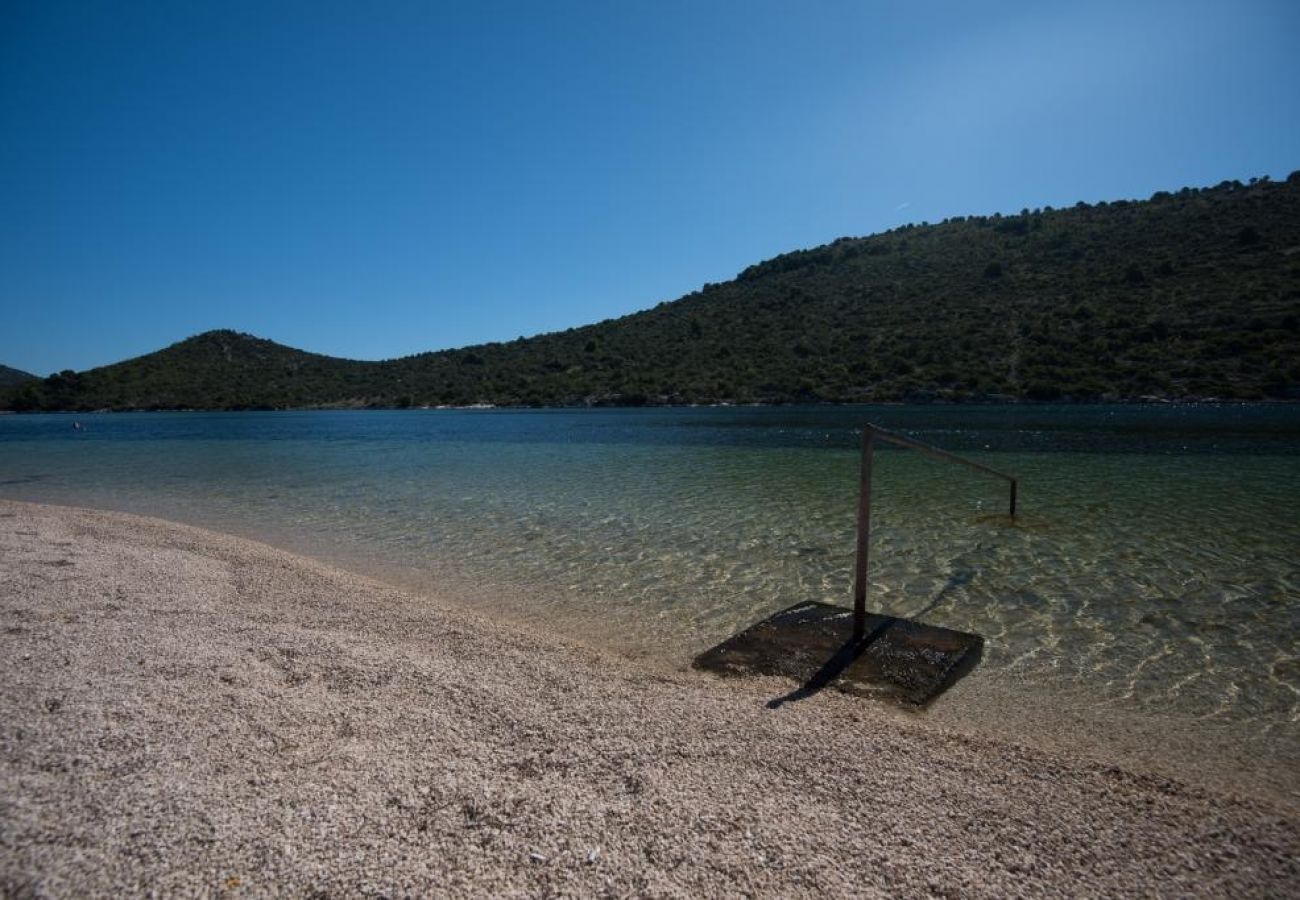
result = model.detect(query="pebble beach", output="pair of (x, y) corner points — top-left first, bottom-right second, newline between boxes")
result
(2, 499), (1297, 897)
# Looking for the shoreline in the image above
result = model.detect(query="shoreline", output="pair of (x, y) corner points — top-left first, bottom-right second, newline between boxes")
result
(1, 499), (1297, 895)
(5, 495), (1299, 814)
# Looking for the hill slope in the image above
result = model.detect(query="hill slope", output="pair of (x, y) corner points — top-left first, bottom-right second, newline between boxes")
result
(6, 174), (1299, 411)
(0, 365), (38, 389)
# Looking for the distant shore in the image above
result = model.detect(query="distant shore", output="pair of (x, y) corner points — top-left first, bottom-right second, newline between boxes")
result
(6, 395), (1298, 414)
(1, 499), (1296, 896)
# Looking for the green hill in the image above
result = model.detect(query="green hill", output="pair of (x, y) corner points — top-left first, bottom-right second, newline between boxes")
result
(6, 173), (1299, 411)
(0, 364), (38, 389)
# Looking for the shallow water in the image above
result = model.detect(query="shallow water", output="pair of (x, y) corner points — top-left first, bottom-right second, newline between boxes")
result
(2, 405), (1297, 777)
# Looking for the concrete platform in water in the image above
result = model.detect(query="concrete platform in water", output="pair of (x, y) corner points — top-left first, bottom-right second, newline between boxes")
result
(693, 600), (984, 707)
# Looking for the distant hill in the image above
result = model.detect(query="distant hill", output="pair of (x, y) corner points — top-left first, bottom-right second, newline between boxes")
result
(6, 173), (1299, 411)
(4, 331), (375, 411)
(0, 364), (38, 389)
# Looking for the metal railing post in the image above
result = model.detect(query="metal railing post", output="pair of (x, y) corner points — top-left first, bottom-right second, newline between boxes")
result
(852, 425), (875, 640)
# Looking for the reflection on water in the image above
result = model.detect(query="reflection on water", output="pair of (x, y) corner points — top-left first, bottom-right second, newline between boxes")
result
(1, 405), (1298, 776)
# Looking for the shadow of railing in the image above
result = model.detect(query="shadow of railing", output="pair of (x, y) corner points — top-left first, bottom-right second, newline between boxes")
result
(910, 568), (974, 621)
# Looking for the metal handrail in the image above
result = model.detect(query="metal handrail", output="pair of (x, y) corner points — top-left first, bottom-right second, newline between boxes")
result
(851, 423), (1018, 639)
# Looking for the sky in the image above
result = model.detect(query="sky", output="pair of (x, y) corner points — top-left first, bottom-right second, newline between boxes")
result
(2, 0), (1298, 376)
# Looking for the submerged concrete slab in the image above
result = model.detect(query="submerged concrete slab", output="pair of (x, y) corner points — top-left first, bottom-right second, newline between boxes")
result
(693, 601), (983, 706)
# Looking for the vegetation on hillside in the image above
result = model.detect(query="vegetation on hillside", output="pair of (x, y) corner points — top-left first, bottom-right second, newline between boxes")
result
(6, 174), (1299, 411)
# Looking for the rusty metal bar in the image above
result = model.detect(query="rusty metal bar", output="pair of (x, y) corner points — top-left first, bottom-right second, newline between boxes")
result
(851, 422), (1018, 639)
(867, 424), (1018, 511)
(851, 426), (875, 639)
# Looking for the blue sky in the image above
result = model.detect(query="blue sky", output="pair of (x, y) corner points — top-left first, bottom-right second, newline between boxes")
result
(2, 0), (1297, 375)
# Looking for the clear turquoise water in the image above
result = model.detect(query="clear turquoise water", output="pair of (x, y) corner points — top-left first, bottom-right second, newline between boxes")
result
(2, 405), (1297, 758)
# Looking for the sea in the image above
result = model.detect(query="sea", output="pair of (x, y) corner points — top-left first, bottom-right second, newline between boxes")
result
(2, 404), (1297, 800)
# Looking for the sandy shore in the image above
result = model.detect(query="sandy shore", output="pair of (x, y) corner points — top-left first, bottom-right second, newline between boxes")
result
(1, 500), (1297, 897)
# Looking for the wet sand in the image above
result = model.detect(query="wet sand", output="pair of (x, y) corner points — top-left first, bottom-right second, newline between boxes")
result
(1, 499), (1296, 896)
